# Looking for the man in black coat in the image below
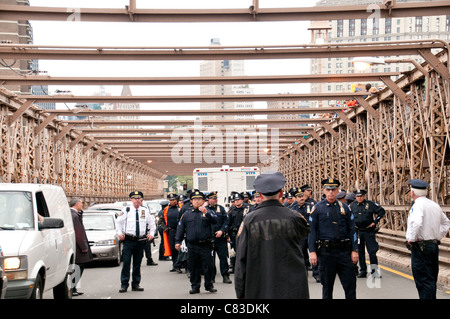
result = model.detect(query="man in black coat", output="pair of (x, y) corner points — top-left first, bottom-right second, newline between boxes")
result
(234, 171), (310, 299)
(69, 197), (93, 297)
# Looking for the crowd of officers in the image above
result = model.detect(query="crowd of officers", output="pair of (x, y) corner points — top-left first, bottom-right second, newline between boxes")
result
(115, 172), (449, 299)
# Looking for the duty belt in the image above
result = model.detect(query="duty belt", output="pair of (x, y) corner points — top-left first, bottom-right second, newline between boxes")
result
(319, 239), (351, 249)
(124, 234), (147, 241)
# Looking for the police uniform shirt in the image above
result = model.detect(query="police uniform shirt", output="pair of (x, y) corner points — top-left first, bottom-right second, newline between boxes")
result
(175, 206), (218, 244)
(166, 205), (180, 229)
(287, 200), (299, 211)
(116, 205), (156, 237)
(306, 197), (318, 206)
(207, 204), (229, 234)
(228, 203), (251, 232)
(349, 199), (385, 229)
(295, 202), (313, 221)
(406, 196), (450, 242)
(308, 200), (358, 252)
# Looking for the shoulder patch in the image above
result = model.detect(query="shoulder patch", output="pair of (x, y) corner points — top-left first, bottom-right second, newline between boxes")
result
(237, 221), (244, 237)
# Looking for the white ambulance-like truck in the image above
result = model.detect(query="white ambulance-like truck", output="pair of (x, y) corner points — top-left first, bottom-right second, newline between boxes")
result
(193, 165), (260, 208)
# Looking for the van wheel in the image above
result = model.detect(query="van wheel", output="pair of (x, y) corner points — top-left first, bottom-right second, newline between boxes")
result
(53, 270), (72, 299)
(30, 274), (44, 299)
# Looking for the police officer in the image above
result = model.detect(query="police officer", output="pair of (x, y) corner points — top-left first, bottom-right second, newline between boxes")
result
(206, 191), (232, 284)
(406, 179), (450, 299)
(349, 189), (385, 278)
(294, 189), (320, 281)
(175, 190), (218, 294)
(252, 191), (262, 209)
(287, 187), (300, 210)
(116, 191), (156, 293)
(157, 201), (169, 261)
(227, 192), (250, 273)
(308, 179), (358, 299)
(301, 184), (318, 205)
(164, 193), (182, 273)
(234, 171), (310, 299)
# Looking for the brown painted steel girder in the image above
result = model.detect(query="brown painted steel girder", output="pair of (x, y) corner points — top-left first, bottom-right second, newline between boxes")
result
(82, 127), (312, 134)
(18, 92), (366, 103)
(0, 73), (400, 86)
(46, 107), (350, 117)
(0, 41), (445, 61)
(65, 118), (329, 126)
(0, 2), (448, 22)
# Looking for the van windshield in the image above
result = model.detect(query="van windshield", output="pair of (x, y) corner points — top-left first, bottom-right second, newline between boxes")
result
(0, 191), (34, 230)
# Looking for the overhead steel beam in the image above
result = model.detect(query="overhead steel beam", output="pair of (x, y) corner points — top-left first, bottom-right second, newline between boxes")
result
(65, 118), (329, 126)
(82, 127), (313, 134)
(17, 92), (366, 103)
(0, 41), (445, 61)
(0, 2), (448, 22)
(0, 73), (400, 86)
(46, 106), (350, 117)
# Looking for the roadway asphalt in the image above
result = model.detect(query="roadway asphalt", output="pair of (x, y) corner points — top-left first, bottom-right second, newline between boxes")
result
(43, 237), (450, 301)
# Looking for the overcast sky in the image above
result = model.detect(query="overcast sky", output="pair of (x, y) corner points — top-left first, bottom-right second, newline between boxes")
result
(28, 1), (319, 109)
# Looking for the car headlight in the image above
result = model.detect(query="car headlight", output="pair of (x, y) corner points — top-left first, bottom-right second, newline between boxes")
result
(4, 256), (28, 281)
(95, 239), (116, 246)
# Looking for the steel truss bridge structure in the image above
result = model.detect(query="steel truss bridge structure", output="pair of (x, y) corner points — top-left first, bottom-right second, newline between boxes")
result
(0, 1), (449, 279)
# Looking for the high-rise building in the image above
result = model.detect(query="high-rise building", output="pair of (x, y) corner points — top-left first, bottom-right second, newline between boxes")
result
(267, 98), (311, 130)
(113, 85), (140, 129)
(0, 0), (33, 94)
(200, 38), (254, 122)
(311, 0), (450, 106)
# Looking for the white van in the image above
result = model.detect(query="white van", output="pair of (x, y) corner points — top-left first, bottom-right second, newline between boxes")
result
(0, 183), (76, 299)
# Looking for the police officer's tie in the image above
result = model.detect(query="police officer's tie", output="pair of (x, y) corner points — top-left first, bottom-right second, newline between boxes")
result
(135, 209), (140, 236)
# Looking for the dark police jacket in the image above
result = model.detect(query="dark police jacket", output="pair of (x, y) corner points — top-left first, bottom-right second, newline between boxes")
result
(207, 204), (229, 236)
(234, 200), (310, 299)
(294, 202), (313, 222)
(175, 206), (217, 244)
(308, 199), (358, 253)
(349, 199), (385, 231)
(228, 203), (251, 234)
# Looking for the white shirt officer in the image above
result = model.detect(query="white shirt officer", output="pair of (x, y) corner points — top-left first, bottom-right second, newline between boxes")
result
(406, 179), (450, 242)
(406, 196), (450, 242)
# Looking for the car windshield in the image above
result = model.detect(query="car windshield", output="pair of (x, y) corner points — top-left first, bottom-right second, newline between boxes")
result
(0, 191), (34, 230)
(147, 202), (161, 212)
(83, 214), (115, 231)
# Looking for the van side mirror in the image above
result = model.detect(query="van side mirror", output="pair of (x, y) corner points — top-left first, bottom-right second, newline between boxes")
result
(39, 218), (64, 230)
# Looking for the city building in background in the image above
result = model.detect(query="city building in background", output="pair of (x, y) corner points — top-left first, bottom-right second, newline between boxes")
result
(311, 0), (450, 107)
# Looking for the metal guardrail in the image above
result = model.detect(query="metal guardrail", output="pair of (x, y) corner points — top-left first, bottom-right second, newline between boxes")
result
(376, 228), (450, 266)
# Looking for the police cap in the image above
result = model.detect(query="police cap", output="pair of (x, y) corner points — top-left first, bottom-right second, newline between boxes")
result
(408, 179), (429, 190)
(300, 184), (312, 191)
(167, 193), (178, 200)
(321, 178), (340, 189)
(190, 190), (205, 200)
(231, 192), (244, 201)
(288, 187), (299, 196)
(241, 191), (252, 200)
(129, 191), (143, 199)
(285, 192), (294, 199)
(337, 190), (347, 199)
(252, 190), (261, 198)
(353, 189), (367, 196)
(253, 171), (286, 196)
(207, 191), (218, 199)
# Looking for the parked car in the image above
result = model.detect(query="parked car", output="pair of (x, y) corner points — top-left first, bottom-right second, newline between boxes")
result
(0, 183), (75, 299)
(88, 202), (124, 217)
(83, 211), (121, 266)
(0, 245), (7, 299)
(115, 200), (161, 216)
